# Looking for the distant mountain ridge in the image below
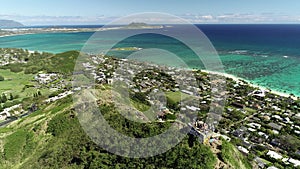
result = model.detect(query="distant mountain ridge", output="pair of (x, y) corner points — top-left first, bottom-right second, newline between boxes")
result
(0, 19), (24, 28)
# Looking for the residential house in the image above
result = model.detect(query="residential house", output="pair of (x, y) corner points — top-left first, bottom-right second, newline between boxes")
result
(267, 150), (282, 160)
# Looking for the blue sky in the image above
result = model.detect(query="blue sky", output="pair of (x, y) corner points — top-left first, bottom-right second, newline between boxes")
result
(1, 0), (300, 25)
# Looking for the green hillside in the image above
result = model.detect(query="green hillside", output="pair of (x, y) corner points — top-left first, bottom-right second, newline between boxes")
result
(1, 50), (80, 75)
(220, 140), (252, 169)
(0, 96), (217, 169)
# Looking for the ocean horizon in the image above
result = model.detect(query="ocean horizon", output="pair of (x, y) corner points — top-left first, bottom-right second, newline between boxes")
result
(1, 24), (300, 96)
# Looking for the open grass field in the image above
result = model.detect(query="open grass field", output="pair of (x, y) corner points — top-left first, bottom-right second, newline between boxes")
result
(0, 69), (51, 103)
(0, 69), (33, 92)
(0, 69), (34, 98)
(166, 91), (193, 103)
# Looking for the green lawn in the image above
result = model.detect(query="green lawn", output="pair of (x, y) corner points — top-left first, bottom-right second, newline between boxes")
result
(0, 69), (52, 102)
(0, 69), (34, 96)
(166, 91), (192, 103)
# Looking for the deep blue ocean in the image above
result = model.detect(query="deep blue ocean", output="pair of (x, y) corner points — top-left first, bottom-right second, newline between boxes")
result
(1, 24), (300, 96)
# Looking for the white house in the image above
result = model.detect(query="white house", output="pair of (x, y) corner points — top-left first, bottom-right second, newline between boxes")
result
(237, 146), (249, 154)
(288, 158), (300, 167)
(35, 73), (58, 84)
(267, 150), (282, 160)
(186, 105), (200, 112)
(0, 112), (8, 120)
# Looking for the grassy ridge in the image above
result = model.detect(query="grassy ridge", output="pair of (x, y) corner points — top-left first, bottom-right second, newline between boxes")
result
(1, 50), (80, 75)
(44, 51), (79, 74)
(220, 140), (252, 169)
(0, 96), (218, 169)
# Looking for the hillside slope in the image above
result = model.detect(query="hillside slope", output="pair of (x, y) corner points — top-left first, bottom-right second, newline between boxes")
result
(0, 96), (218, 169)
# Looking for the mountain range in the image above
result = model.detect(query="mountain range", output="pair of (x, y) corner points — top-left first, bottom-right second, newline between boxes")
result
(0, 19), (24, 28)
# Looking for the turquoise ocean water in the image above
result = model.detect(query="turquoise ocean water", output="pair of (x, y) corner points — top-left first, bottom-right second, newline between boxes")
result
(0, 24), (300, 96)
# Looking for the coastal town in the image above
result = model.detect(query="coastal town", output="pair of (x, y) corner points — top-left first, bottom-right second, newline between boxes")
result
(77, 51), (300, 168)
(0, 48), (299, 168)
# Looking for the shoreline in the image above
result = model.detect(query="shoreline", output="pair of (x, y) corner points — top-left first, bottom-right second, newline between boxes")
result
(201, 70), (299, 100)
(0, 25), (164, 38)
(131, 60), (299, 100)
(0, 32), (36, 38)
(1, 31), (299, 99)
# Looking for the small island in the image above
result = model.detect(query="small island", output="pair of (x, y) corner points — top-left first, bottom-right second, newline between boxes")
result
(125, 22), (163, 29)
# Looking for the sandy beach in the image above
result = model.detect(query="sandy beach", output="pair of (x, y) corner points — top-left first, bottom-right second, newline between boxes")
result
(0, 32), (34, 38)
(201, 70), (298, 100)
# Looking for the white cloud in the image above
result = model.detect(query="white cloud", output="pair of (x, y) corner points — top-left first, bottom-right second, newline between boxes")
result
(201, 15), (214, 19)
(0, 15), (118, 25)
(181, 13), (300, 24)
(1, 13), (300, 25)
